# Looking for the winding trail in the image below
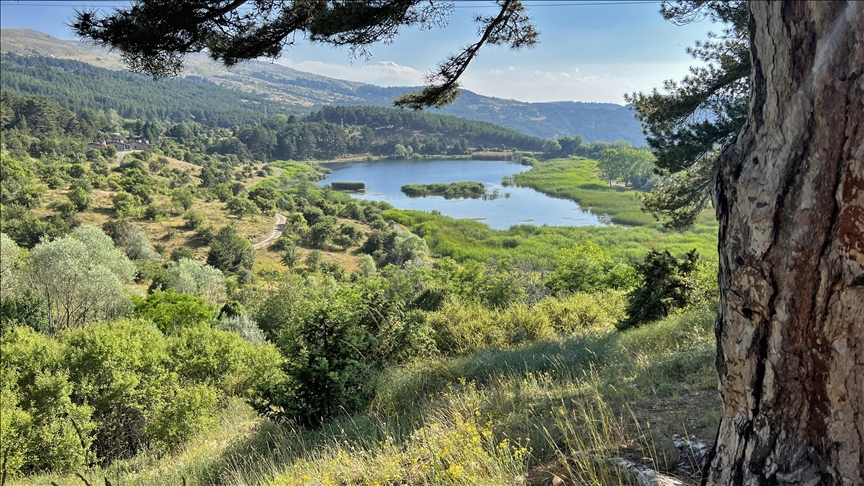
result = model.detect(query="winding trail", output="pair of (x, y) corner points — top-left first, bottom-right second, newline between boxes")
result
(252, 213), (286, 249)
(249, 165), (287, 250)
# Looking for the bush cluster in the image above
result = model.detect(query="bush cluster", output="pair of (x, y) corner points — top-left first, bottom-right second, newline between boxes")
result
(0, 320), (283, 477)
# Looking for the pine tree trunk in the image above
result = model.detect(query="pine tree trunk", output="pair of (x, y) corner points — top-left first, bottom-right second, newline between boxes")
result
(708, 2), (864, 484)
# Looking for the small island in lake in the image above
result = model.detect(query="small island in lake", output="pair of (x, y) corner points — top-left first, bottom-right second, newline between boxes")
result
(401, 181), (487, 199)
(330, 181), (366, 192)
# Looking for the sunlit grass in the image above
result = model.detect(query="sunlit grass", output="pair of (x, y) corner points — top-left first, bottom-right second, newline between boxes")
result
(385, 209), (718, 266)
(513, 158), (648, 224)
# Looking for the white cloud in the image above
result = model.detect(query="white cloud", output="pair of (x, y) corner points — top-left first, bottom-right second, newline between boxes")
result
(461, 61), (694, 103)
(275, 58), (425, 86)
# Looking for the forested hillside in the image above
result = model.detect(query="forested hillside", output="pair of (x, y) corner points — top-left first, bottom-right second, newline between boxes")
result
(1, 29), (645, 144)
(0, 53), (294, 126)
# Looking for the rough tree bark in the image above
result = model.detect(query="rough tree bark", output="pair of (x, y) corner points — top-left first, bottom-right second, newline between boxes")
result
(708, 2), (864, 484)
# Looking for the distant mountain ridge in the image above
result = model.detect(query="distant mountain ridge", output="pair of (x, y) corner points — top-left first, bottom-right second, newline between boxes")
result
(0, 28), (646, 145)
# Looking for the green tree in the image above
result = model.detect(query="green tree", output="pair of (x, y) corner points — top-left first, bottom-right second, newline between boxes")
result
(127, 231), (162, 261)
(248, 184), (278, 214)
(112, 191), (143, 218)
(171, 188), (195, 212)
(24, 225), (136, 330)
(597, 147), (656, 189)
(280, 245), (301, 270)
(165, 258), (226, 305)
(627, 2), (748, 227)
(206, 225), (255, 275)
(226, 196), (259, 218)
(1, 232), (21, 296)
(1, 327), (95, 476)
(67, 186), (92, 211)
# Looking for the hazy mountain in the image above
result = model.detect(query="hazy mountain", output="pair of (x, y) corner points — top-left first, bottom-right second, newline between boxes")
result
(1, 28), (645, 145)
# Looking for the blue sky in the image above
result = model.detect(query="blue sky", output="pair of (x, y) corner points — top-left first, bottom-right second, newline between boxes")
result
(0, 1), (720, 104)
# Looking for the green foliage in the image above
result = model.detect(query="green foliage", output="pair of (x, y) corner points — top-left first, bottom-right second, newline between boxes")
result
(258, 288), (373, 425)
(170, 188), (195, 212)
(253, 278), (435, 426)
(304, 249), (323, 271)
(23, 225), (136, 330)
(1, 53), (284, 127)
(226, 196), (259, 218)
(132, 289), (216, 334)
(218, 313), (267, 344)
(401, 181), (486, 199)
(165, 258), (226, 304)
(426, 301), (559, 356)
(67, 186), (92, 211)
(182, 209), (206, 229)
(280, 245), (301, 270)
(597, 147), (657, 189)
(0, 232), (21, 296)
(167, 324), (283, 397)
(60, 320), (174, 460)
(386, 207), (718, 267)
(112, 191), (143, 218)
(127, 231), (162, 261)
(619, 249), (700, 330)
(0, 290), (50, 333)
(626, 2), (747, 228)
(170, 246), (195, 262)
(1, 327), (94, 476)
(330, 181), (366, 191)
(536, 290), (627, 334)
(206, 225), (255, 275)
(144, 383), (217, 453)
(640, 160), (716, 229)
(545, 241), (636, 295)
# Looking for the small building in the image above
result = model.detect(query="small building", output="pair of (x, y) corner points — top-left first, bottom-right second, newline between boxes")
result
(127, 139), (150, 150)
(88, 139), (150, 151)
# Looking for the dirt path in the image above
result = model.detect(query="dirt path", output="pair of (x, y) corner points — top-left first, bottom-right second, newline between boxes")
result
(252, 213), (286, 250)
(115, 150), (132, 163)
(248, 165), (289, 250)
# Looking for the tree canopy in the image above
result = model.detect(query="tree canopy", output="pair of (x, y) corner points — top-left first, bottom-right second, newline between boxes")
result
(629, 0), (749, 228)
(72, 0), (538, 109)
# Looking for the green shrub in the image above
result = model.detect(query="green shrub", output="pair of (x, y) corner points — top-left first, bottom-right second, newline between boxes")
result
(167, 325), (285, 398)
(426, 303), (509, 355)
(145, 383), (217, 453)
(1, 327), (94, 477)
(537, 290), (627, 334)
(61, 320), (173, 461)
(619, 249), (700, 330)
(261, 291), (373, 426)
(545, 241), (636, 295)
(133, 289), (217, 334)
(501, 302), (554, 343)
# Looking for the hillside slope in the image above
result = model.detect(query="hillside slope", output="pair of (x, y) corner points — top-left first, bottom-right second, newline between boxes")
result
(1, 29), (645, 144)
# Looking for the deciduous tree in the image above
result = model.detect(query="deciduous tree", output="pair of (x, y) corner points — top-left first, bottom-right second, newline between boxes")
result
(25, 225), (136, 329)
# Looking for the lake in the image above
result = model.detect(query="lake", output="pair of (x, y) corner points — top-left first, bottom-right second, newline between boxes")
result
(319, 159), (606, 230)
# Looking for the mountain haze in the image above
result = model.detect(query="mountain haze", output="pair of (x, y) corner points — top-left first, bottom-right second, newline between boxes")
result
(1, 29), (645, 145)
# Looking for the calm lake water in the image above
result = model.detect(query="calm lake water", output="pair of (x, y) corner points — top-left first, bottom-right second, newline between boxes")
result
(319, 159), (605, 230)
